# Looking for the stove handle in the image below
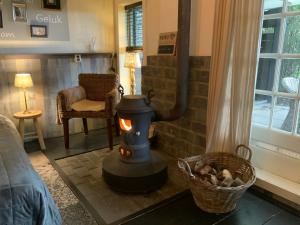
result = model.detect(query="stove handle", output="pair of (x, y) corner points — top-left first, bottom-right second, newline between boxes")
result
(118, 85), (124, 97)
(145, 89), (155, 105)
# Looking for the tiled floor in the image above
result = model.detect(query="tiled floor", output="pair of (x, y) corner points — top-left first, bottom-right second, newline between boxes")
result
(55, 147), (187, 225)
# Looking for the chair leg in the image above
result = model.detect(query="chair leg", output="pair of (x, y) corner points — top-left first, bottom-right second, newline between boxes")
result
(63, 118), (70, 149)
(82, 118), (88, 135)
(114, 114), (120, 136)
(106, 118), (113, 150)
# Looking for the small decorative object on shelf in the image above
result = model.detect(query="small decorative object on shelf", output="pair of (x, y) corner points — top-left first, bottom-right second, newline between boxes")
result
(89, 36), (96, 52)
(42, 0), (61, 10)
(30, 25), (48, 38)
(12, 1), (27, 22)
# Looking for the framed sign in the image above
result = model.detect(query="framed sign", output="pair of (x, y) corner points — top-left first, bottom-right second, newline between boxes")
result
(12, 2), (27, 22)
(43, 0), (61, 10)
(30, 25), (48, 38)
(158, 32), (177, 55)
(0, 8), (3, 28)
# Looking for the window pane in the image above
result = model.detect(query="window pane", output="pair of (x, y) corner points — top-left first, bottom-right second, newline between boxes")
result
(260, 19), (281, 53)
(126, 2), (143, 49)
(288, 0), (300, 12)
(272, 97), (295, 132)
(283, 16), (300, 53)
(264, 0), (283, 14)
(278, 59), (300, 93)
(256, 58), (276, 91)
(252, 94), (272, 127)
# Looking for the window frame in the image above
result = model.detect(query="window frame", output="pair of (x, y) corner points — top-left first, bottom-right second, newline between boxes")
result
(125, 1), (143, 52)
(252, 0), (300, 156)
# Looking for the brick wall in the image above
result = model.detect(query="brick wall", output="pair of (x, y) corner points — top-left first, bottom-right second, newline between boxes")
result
(142, 56), (210, 158)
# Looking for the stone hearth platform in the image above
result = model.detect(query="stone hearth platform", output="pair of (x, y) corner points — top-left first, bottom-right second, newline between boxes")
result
(54, 146), (187, 225)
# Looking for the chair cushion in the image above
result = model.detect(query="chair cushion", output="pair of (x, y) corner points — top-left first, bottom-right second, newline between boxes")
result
(71, 99), (105, 112)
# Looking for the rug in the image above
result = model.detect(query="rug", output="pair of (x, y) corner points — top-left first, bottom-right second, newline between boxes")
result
(54, 147), (187, 225)
(29, 152), (98, 225)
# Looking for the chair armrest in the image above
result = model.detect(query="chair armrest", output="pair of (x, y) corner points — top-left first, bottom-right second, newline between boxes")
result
(105, 88), (119, 116)
(57, 86), (86, 112)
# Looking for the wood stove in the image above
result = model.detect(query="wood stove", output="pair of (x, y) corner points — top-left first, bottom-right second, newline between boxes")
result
(102, 90), (168, 193)
(102, 0), (192, 193)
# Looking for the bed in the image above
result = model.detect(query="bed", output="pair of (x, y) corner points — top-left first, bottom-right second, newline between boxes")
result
(0, 114), (61, 225)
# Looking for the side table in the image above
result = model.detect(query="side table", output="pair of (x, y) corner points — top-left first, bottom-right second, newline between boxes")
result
(13, 110), (46, 150)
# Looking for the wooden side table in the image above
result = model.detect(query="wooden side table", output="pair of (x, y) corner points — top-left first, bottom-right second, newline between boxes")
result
(13, 110), (46, 150)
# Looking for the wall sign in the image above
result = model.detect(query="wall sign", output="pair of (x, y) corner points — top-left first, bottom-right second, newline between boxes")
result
(30, 24), (47, 37)
(42, 0), (60, 10)
(0, 0), (69, 41)
(12, 2), (27, 22)
(0, 0), (3, 29)
(0, 8), (3, 28)
(158, 32), (177, 55)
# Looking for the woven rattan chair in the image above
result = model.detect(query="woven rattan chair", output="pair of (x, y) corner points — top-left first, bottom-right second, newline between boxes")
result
(57, 73), (119, 149)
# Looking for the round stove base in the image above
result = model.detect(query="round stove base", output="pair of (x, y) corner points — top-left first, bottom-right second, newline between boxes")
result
(102, 151), (168, 194)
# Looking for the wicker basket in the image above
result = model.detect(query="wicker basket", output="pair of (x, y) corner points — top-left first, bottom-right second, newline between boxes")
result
(178, 145), (256, 214)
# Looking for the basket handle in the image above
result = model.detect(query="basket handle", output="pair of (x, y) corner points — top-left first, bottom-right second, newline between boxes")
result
(235, 144), (252, 162)
(178, 158), (195, 179)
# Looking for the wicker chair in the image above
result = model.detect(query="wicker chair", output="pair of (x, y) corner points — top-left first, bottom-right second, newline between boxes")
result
(57, 73), (119, 149)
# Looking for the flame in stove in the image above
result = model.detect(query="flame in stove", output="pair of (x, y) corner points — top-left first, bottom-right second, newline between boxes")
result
(119, 118), (132, 131)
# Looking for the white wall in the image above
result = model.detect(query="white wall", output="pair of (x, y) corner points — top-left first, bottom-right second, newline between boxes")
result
(0, 0), (115, 54)
(144, 0), (215, 57)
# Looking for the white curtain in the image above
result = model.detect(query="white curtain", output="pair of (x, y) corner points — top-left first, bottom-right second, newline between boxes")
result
(206, 0), (263, 153)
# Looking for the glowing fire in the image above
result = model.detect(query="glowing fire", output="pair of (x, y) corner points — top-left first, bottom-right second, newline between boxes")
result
(119, 147), (132, 157)
(119, 118), (132, 131)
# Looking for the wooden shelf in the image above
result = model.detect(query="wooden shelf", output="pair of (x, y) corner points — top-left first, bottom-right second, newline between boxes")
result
(0, 52), (113, 59)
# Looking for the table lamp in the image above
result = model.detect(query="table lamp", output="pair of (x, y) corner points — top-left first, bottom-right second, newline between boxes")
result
(124, 52), (141, 95)
(14, 73), (33, 113)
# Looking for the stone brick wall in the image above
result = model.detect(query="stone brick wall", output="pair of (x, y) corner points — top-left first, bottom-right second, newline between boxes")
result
(142, 56), (210, 158)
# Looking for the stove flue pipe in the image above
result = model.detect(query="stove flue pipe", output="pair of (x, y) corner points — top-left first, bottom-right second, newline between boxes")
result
(154, 0), (191, 121)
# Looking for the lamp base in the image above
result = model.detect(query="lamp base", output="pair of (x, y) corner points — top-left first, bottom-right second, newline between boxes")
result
(22, 110), (32, 114)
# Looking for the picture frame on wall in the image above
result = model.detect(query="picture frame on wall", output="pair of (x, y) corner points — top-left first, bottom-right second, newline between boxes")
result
(12, 2), (27, 22)
(0, 8), (3, 28)
(30, 25), (48, 38)
(42, 0), (61, 10)
(157, 32), (177, 55)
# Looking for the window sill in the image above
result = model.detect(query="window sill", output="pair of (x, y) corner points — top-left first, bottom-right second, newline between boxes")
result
(255, 167), (300, 206)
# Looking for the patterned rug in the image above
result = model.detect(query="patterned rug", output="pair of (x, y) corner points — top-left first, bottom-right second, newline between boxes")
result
(29, 151), (98, 225)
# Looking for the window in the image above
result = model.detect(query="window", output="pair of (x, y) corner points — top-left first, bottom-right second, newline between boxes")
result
(251, 0), (300, 156)
(125, 2), (143, 51)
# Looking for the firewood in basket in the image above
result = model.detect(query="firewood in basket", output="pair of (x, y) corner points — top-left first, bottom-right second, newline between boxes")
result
(231, 177), (245, 187)
(221, 177), (234, 187)
(220, 169), (234, 187)
(210, 174), (218, 185)
(222, 169), (233, 180)
(193, 160), (205, 173)
(199, 165), (212, 175)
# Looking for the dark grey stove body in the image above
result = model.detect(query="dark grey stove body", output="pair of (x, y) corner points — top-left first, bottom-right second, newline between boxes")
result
(102, 95), (168, 193)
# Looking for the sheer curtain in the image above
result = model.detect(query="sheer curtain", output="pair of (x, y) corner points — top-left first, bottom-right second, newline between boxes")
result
(206, 0), (263, 153)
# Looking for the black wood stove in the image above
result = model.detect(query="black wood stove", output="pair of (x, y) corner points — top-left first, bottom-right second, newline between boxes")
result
(102, 0), (192, 193)
(102, 89), (168, 193)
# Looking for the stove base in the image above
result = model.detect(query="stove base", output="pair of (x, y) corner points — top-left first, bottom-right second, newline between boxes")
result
(102, 151), (168, 193)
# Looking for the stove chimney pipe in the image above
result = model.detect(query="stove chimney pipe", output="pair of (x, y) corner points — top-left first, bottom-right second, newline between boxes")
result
(154, 0), (191, 121)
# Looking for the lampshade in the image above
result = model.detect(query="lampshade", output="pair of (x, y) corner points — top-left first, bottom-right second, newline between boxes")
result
(14, 73), (33, 88)
(124, 52), (141, 69)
